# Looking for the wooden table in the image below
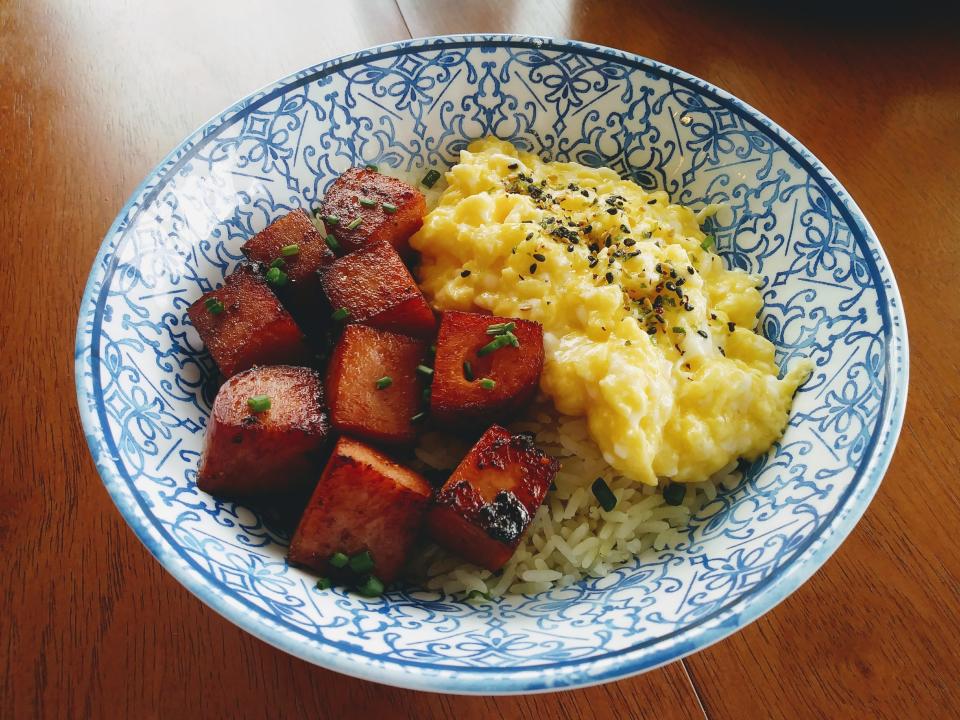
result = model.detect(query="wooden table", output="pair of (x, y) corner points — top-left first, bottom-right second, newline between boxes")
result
(3, 1), (958, 717)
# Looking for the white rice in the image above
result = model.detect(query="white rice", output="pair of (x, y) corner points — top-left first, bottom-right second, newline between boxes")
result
(408, 400), (741, 598)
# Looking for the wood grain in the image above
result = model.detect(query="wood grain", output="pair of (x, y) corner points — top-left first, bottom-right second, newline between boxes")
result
(2, 1), (958, 718)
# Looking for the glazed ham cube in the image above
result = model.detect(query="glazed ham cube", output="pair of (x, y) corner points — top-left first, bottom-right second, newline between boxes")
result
(427, 425), (559, 572)
(430, 311), (544, 426)
(288, 437), (433, 584)
(326, 325), (428, 445)
(240, 208), (335, 334)
(187, 263), (310, 378)
(319, 239), (435, 337)
(197, 365), (329, 497)
(319, 167), (425, 257)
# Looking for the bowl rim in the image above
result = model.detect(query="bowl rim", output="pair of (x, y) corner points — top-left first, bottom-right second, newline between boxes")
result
(74, 33), (909, 694)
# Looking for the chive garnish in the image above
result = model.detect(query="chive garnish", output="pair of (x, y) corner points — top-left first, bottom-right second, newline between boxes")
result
(591, 477), (617, 512)
(416, 364), (434, 378)
(504, 331), (519, 347)
(663, 482), (686, 506)
(331, 307), (350, 321)
(421, 169), (441, 188)
(382, 202), (397, 214)
(346, 216), (362, 230)
(269, 257), (286, 269)
(463, 361), (474, 381)
(700, 234), (715, 251)
(365, 163), (379, 172)
(322, 214), (340, 226)
(265, 266), (288, 286)
(325, 234), (340, 251)
(247, 395), (271, 413)
(280, 243), (300, 256)
(672, 326), (686, 334)
(315, 577), (332, 590)
(357, 574), (384, 597)
(204, 297), (224, 315)
(329, 552), (349, 568)
(422, 387), (431, 403)
(349, 550), (375, 574)
(479, 378), (496, 390)
(477, 335), (511, 356)
(410, 411), (427, 423)
(485, 321), (516, 336)
(359, 197), (376, 207)
(375, 376), (393, 390)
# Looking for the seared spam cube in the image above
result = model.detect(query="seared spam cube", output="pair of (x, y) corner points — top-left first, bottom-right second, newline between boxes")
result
(326, 325), (427, 445)
(288, 436), (433, 584)
(240, 208), (335, 334)
(320, 239), (435, 337)
(427, 425), (559, 572)
(187, 263), (310, 378)
(319, 167), (425, 256)
(430, 311), (544, 426)
(197, 365), (328, 497)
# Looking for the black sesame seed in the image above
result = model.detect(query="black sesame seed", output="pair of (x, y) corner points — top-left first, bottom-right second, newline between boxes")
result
(525, 232), (534, 241)
(687, 266), (694, 274)
(567, 245), (575, 252)
(508, 162), (519, 169)
(728, 322), (736, 332)
(606, 207), (618, 215)
(588, 256), (599, 268)
(533, 253), (546, 262)
(697, 330), (708, 338)
(529, 263), (538, 274)
(461, 270), (471, 278)
(605, 271), (614, 284)
(623, 238), (636, 246)
(580, 189), (589, 197)
(647, 198), (658, 205)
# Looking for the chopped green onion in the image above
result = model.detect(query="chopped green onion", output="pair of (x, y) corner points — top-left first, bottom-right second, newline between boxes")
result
(485, 321), (516, 336)
(663, 482), (686, 506)
(280, 243), (300, 256)
(329, 552), (349, 568)
(325, 233), (340, 252)
(477, 335), (513, 356)
(479, 378), (496, 390)
(314, 577), (332, 590)
(463, 361), (474, 381)
(591, 477), (617, 512)
(204, 297), (224, 315)
(410, 411), (426, 423)
(247, 395), (271, 413)
(465, 589), (492, 601)
(672, 326), (686, 334)
(421, 169), (441, 188)
(331, 307), (350, 321)
(359, 197), (376, 207)
(348, 550), (375, 574)
(265, 266), (288, 286)
(382, 202), (397, 214)
(375, 376), (393, 390)
(269, 257), (286, 269)
(365, 163), (379, 172)
(322, 214), (340, 226)
(416, 364), (434, 378)
(422, 387), (431, 403)
(428, 344), (436, 357)
(504, 330), (520, 347)
(346, 216), (362, 230)
(356, 574), (384, 597)
(700, 234), (715, 251)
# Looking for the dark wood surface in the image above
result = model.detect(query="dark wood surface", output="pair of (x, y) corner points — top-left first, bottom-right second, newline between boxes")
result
(2, 1), (958, 718)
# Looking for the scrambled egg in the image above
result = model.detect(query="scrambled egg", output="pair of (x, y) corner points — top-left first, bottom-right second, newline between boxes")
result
(411, 138), (810, 486)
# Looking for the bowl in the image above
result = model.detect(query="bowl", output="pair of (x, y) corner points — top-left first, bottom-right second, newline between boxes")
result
(75, 35), (908, 693)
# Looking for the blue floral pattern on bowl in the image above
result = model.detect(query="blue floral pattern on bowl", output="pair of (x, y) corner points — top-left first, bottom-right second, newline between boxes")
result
(74, 35), (908, 694)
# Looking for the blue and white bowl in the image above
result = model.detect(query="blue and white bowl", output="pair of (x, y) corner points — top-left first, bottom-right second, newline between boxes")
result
(75, 35), (908, 693)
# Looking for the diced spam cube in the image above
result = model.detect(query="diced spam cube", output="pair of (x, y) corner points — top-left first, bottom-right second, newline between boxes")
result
(320, 239), (436, 337)
(187, 263), (311, 378)
(319, 167), (425, 256)
(288, 436), (433, 584)
(326, 325), (427, 445)
(426, 425), (559, 572)
(197, 365), (329, 497)
(240, 208), (335, 335)
(430, 311), (544, 426)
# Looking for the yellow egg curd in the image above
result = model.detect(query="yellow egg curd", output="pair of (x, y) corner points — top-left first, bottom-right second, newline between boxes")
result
(411, 138), (811, 486)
